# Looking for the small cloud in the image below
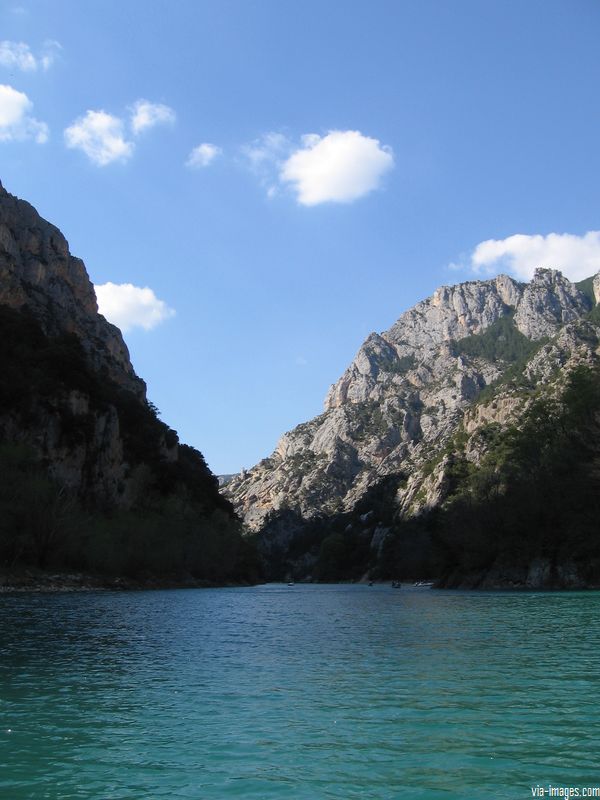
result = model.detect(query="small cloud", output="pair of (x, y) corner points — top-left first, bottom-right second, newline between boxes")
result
(0, 39), (61, 71)
(64, 110), (133, 166)
(65, 99), (175, 165)
(240, 131), (291, 193)
(0, 83), (48, 142)
(468, 231), (600, 282)
(0, 41), (36, 71)
(186, 142), (222, 168)
(242, 131), (289, 169)
(281, 130), (394, 206)
(130, 99), (175, 135)
(40, 40), (62, 71)
(295, 355), (308, 366)
(95, 282), (175, 332)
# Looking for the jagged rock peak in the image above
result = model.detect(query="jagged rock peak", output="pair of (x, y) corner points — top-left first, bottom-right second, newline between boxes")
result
(0, 180), (145, 397)
(227, 265), (600, 531)
(514, 267), (592, 339)
(325, 269), (592, 411)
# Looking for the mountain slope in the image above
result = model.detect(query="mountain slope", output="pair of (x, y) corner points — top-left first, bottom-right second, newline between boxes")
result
(0, 181), (258, 584)
(226, 268), (600, 586)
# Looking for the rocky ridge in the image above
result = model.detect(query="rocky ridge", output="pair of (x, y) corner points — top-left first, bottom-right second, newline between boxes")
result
(226, 268), (597, 532)
(0, 180), (143, 397)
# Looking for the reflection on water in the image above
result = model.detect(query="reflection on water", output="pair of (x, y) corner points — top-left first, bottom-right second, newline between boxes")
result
(1, 585), (599, 799)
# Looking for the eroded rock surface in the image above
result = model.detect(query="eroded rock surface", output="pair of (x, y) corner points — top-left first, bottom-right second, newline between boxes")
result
(227, 268), (597, 531)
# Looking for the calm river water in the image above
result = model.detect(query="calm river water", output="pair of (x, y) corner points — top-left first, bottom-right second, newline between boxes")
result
(1, 584), (599, 799)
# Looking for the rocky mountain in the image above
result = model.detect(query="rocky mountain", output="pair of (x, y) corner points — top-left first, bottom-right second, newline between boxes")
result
(0, 181), (143, 398)
(226, 268), (600, 587)
(0, 181), (258, 583)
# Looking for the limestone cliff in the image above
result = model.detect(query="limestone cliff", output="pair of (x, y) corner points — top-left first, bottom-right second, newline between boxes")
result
(0, 180), (151, 505)
(0, 180), (143, 397)
(227, 268), (594, 532)
(0, 181), (255, 583)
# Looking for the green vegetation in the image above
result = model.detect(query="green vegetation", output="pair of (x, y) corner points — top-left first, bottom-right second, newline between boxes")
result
(379, 353), (416, 375)
(0, 306), (260, 584)
(587, 304), (600, 325)
(264, 365), (600, 587)
(575, 275), (597, 306)
(381, 365), (600, 584)
(348, 401), (388, 440)
(454, 312), (539, 364)
(259, 474), (405, 582)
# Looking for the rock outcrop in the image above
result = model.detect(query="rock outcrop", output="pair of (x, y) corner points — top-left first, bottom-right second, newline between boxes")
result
(0, 181), (215, 510)
(0, 180), (144, 397)
(226, 268), (596, 532)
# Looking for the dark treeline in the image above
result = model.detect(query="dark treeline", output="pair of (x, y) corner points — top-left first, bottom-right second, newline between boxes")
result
(380, 365), (600, 585)
(0, 306), (260, 584)
(261, 365), (600, 586)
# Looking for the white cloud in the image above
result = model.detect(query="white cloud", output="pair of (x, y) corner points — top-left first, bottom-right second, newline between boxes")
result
(65, 99), (175, 165)
(130, 99), (176, 135)
(280, 130), (394, 205)
(0, 83), (48, 142)
(95, 282), (175, 332)
(186, 142), (222, 168)
(64, 110), (133, 166)
(0, 39), (61, 71)
(0, 41), (36, 71)
(469, 232), (600, 282)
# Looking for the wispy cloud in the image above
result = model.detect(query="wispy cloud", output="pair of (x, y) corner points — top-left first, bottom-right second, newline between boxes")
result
(242, 131), (289, 169)
(464, 231), (600, 282)
(240, 131), (289, 195)
(186, 142), (222, 168)
(130, 99), (176, 134)
(95, 282), (176, 332)
(0, 83), (48, 143)
(0, 39), (62, 72)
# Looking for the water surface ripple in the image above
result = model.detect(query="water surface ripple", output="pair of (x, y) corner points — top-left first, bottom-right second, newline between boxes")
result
(1, 585), (599, 799)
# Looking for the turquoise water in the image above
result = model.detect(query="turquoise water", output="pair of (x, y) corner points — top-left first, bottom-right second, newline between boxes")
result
(1, 585), (599, 799)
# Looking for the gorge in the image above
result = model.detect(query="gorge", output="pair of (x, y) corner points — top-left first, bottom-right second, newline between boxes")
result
(2, 178), (600, 591)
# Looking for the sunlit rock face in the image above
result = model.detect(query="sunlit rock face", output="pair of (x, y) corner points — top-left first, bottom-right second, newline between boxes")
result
(227, 267), (596, 530)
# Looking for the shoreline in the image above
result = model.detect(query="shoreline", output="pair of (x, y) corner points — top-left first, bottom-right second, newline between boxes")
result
(0, 569), (257, 593)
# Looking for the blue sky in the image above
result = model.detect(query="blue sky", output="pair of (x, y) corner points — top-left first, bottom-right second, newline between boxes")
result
(1, 0), (600, 474)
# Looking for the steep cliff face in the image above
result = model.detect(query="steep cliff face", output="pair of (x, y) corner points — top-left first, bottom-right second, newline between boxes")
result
(0, 180), (144, 397)
(0, 181), (256, 582)
(227, 268), (593, 532)
(0, 181), (150, 505)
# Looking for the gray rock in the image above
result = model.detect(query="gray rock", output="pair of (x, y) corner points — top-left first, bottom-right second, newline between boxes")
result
(227, 268), (600, 533)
